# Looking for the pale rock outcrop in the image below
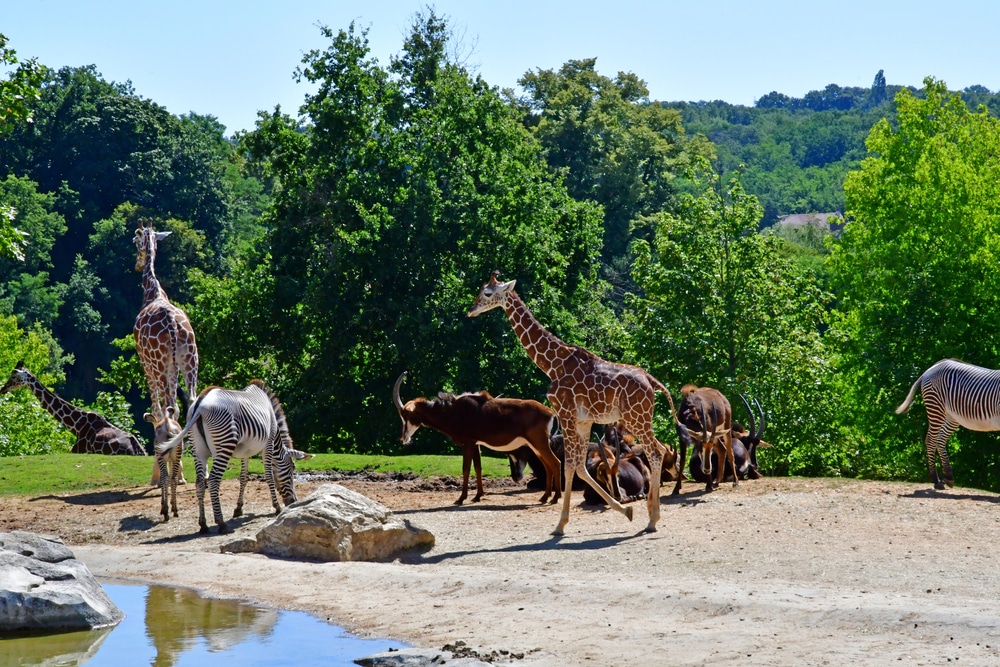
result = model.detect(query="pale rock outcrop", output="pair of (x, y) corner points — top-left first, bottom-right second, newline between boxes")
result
(252, 483), (434, 561)
(0, 531), (124, 633)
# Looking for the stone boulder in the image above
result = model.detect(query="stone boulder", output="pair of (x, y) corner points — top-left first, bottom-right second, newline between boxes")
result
(0, 531), (124, 633)
(253, 483), (434, 561)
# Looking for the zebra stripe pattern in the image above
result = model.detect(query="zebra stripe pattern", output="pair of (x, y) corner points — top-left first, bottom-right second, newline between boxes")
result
(156, 379), (300, 534)
(896, 358), (1000, 489)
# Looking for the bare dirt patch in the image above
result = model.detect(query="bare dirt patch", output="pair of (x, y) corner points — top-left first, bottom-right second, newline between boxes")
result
(6, 470), (1000, 666)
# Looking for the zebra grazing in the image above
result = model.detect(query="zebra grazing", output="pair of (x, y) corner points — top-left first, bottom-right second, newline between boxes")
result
(896, 358), (1000, 490)
(156, 379), (304, 534)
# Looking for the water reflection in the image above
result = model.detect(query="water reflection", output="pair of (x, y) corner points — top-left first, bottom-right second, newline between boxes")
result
(144, 585), (279, 666)
(0, 625), (113, 667)
(0, 582), (404, 667)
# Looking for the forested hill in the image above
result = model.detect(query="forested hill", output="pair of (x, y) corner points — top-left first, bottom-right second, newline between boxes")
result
(663, 73), (1000, 225)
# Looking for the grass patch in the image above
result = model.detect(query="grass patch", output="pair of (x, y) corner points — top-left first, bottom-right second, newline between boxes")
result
(0, 452), (513, 496)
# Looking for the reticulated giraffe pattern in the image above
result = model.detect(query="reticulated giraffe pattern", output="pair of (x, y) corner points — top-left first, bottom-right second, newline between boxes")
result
(133, 219), (199, 486)
(468, 271), (681, 535)
(1, 361), (145, 455)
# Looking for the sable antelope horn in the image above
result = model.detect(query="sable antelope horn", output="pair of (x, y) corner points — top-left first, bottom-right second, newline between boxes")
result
(754, 397), (767, 440)
(739, 393), (757, 439)
(392, 371), (408, 412)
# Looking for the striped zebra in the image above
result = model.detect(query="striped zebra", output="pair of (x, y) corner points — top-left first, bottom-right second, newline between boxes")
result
(156, 379), (305, 534)
(896, 358), (1000, 490)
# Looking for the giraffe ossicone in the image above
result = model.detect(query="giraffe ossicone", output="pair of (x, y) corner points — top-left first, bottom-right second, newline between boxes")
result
(468, 271), (690, 535)
(0, 361), (146, 456)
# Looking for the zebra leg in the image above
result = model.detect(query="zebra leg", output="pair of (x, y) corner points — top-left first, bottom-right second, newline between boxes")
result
(261, 446), (282, 514)
(937, 442), (956, 488)
(924, 420), (956, 490)
(208, 453), (234, 534)
(158, 452), (171, 521)
(169, 448), (180, 518)
(233, 457), (249, 518)
(194, 455), (209, 534)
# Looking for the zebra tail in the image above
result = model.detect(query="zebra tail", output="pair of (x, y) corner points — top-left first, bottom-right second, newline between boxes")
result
(895, 375), (924, 414)
(154, 417), (196, 456)
(154, 388), (210, 456)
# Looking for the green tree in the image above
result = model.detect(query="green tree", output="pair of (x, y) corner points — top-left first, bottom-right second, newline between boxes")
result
(829, 78), (1000, 488)
(629, 176), (841, 475)
(515, 59), (712, 295)
(234, 13), (610, 452)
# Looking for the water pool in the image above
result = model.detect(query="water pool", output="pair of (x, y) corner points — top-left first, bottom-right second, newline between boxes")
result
(1, 581), (406, 666)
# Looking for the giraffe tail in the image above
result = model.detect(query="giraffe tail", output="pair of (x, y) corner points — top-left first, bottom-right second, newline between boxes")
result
(648, 373), (679, 420)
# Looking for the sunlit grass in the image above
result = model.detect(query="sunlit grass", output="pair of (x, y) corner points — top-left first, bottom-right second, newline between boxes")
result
(0, 452), (513, 496)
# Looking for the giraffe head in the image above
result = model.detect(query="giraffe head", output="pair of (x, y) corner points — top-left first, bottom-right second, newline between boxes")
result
(467, 270), (516, 317)
(134, 219), (172, 273)
(1, 361), (32, 394)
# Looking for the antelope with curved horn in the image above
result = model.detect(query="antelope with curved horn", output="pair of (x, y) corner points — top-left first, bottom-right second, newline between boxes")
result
(393, 371), (563, 505)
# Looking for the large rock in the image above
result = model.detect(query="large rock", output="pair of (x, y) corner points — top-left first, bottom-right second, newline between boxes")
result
(254, 483), (434, 561)
(0, 531), (124, 633)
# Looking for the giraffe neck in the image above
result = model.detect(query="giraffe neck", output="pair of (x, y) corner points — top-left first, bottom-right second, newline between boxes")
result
(23, 376), (88, 436)
(502, 290), (572, 379)
(141, 242), (169, 307)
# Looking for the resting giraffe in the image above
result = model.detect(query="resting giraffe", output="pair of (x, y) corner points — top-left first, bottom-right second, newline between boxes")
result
(0, 361), (145, 455)
(133, 219), (198, 502)
(468, 271), (687, 535)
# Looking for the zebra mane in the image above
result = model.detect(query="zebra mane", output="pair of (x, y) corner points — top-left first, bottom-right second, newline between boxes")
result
(250, 379), (296, 454)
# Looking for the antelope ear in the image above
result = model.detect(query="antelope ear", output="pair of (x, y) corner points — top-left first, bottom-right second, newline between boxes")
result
(758, 440), (773, 448)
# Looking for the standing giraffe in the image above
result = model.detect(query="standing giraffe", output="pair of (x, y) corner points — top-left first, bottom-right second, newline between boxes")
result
(133, 219), (198, 496)
(467, 271), (689, 535)
(1, 362), (145, 455)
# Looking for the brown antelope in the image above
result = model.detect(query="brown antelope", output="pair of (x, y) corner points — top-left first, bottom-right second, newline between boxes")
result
(393, 372), (563, 505)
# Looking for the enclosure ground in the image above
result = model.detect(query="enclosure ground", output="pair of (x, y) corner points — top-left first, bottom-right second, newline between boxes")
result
(6, 472), (1000, 666)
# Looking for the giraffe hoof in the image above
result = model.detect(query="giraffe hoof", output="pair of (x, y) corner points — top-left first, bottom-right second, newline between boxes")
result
(624, 505), (634, 522)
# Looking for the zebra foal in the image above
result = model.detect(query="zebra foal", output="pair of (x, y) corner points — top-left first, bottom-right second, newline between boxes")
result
(156, 379), (303, 534)
(896, 358), (1000, 490)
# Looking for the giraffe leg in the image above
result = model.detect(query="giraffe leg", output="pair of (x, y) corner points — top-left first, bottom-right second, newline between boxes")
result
(233, 457), (249, 518)
(643, 440), (666, 533)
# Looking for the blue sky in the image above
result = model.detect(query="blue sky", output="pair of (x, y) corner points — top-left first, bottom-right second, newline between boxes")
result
(5, 1), (1000, 136)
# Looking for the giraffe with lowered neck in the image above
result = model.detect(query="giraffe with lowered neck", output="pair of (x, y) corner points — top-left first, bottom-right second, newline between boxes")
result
(133, 219), (198, 500)
(1, 361), (146, 455)
(468, 271), (691, 535)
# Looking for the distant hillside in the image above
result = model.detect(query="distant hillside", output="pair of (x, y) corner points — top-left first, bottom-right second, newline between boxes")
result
(661, 72), (1000, 225)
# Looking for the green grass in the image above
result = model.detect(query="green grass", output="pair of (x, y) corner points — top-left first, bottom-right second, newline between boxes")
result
(0, 452), (514, 496)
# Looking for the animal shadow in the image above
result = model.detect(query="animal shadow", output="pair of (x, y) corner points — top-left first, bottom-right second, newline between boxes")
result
(899, 488), (1000, 504)
(31, 487), (157, 506)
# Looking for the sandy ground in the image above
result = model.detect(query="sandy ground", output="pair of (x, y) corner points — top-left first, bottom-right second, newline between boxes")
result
(6, 470), (1000, 666)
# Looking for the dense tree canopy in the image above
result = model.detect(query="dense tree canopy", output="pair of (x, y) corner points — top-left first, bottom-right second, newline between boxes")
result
(629, 178), (840, 474)
(223, 13), (612, 451)
(829, 78), (1000, 486)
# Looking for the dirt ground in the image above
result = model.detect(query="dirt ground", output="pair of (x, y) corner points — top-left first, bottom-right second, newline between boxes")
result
(5, 468), (1000, 666)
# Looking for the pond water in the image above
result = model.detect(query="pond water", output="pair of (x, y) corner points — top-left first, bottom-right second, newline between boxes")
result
(1, 582), (407, 666)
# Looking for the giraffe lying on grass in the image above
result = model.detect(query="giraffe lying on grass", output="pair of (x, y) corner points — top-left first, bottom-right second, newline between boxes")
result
(0, 361), (145, 455)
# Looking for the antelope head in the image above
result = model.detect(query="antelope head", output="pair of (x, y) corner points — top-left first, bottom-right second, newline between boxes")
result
(393, 371), (422, 445)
